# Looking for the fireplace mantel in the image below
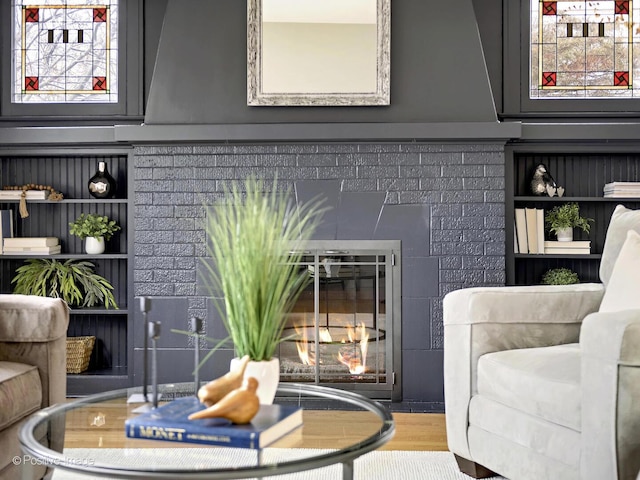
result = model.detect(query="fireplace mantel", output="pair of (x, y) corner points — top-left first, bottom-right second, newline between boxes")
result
(0, 122), (520, 145)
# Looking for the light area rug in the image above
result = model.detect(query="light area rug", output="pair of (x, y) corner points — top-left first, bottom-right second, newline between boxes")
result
(51, 448), (506, 479)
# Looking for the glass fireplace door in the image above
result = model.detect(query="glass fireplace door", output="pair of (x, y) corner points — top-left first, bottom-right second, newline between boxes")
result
(279, 240), (401, 400)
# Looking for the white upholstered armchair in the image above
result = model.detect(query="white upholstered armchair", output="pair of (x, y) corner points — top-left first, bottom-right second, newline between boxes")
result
(443, 205), (640, 480)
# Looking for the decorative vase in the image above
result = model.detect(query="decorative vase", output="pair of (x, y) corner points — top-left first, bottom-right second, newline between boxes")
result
(88, 161), (116, 199)
(85, 236), (105, 254)
(556, 227), (573, 242)
(230, 357), (279, 405)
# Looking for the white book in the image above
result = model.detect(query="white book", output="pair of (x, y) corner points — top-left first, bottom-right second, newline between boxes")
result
(525, 208), (538, 254)
(0, 210), (14, 254)
(543, 247), (591, 255)
(603, 188), (640, 193)
(604, 192), (640, 198)
(4, 237), (59, 247)
(536, 209), (544, 255)
(604, 182), (640, 187)
(0, 190), (48, 200)
(2, 245), (61, 255)
(514, 209), (528, 254)
(603, 186), (640, 191)
(543, 240), (591, 249)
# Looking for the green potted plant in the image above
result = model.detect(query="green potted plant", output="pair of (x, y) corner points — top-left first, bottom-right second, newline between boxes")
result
(541, 267), (580, 285)
(544, 203), (593, 241)
(199, 176), (325, 404)
(12, 258), (118, 308)
(69, 213), (121, 254)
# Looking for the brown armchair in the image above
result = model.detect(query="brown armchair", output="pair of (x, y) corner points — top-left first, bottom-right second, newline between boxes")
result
(0, 295), (69, 480)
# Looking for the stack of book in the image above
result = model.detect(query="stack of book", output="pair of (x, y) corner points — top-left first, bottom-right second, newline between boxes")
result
(514, 207), (544, 254)
(603, 182), (640, 198)
(543, 240), (591, 255)
(0, 190), (49, 200)
(3, 237), (61, 255)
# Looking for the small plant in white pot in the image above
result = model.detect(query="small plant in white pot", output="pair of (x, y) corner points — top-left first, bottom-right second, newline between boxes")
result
(199, 177), (325, 404)
(544, 203), (593, 242)
(69, 213), (121, 254)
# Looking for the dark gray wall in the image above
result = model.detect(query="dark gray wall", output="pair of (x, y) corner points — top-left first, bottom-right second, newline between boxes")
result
(145, 0), (498, 124)
(132, 142), (506, 411)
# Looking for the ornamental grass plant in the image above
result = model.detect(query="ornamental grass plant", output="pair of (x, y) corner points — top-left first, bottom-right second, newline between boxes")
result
(201, 177), (325, 362)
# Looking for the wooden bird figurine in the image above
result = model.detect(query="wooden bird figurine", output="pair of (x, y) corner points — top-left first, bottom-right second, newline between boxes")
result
(530, 163), (558, 196)
(188, 377), (260, 424)
(196, 355), (250, 407)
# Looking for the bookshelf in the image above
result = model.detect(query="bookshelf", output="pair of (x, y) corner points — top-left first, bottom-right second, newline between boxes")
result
(0, 152), (133, 395)
(506, 148), (640, 286)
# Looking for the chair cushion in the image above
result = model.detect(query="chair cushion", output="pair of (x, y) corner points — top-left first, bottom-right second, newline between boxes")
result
(0, 361), (42, 430)
(599, 230), (640, 313)
(477, 343), (581, 431)
(600, 205), (640, 288)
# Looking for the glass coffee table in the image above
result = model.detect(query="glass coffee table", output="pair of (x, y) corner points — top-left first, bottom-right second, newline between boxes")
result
(19, 383), (395, 479)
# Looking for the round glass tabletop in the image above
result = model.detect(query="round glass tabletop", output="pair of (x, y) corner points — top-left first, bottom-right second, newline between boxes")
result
(19, 383), (395, 479)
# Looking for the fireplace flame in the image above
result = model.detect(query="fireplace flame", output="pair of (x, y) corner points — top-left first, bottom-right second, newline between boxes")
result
(295, 324), (315, 366)
(319, 327), (333, 343)
(294, 322), (370, 374)
(296, 341), (315, 365)
(338, 322), (369, 374)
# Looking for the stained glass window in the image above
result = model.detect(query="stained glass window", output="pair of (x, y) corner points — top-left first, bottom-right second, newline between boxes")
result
(530, 0), (640, 98)
(11, 0), (118, 104)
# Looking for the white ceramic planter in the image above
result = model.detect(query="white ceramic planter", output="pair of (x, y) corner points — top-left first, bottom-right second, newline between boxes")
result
(85, 236), (105, 254)
(230, 357), (280, 405)
(556, 227), (573, 242)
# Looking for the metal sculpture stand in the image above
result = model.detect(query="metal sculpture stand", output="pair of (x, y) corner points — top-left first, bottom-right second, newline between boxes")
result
(128, 297), (162, 409)
(191, 317), (203, 396)
(149, 320), (161, 409)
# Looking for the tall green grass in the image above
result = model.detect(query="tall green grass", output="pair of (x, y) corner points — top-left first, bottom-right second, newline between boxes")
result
(201, 177), (325, 361)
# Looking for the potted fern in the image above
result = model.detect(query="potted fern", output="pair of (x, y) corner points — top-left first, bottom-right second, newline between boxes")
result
(69, 213), (121, 254)
(200, 177), (325, 404)
(544, 203), (593, 242)
(12, 258), (118, 308)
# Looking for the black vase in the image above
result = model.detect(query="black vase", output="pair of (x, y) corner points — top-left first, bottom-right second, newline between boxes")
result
(88, 161), (116, 199)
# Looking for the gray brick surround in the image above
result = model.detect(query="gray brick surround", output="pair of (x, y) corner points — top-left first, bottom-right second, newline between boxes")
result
(132, 142), (506, 410)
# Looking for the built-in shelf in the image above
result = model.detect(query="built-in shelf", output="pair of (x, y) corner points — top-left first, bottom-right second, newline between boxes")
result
(1, 254), (127, 259)
(0, 198), (128, 204)
(514, 254), (602, 259)
(507, 150), (640, 285)
(69, 308), (129, 315)
(515, 196), (640, 202)
(0, 152), (133, 395)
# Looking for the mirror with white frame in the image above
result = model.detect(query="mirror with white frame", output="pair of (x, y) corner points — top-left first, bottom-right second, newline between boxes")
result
(247, 0), (391, 106)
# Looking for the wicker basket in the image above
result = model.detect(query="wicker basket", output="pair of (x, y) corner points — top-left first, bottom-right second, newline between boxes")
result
(66, 336), (95, 374)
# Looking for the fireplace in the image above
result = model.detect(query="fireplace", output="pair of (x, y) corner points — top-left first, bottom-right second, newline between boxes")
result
(277, 240), (401, 401)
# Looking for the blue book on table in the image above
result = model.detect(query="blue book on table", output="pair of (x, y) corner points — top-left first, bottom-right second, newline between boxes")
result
(125, 397), (303, 449)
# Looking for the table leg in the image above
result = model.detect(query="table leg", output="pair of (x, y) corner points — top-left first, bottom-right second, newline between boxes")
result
(342, 459), (354, 480)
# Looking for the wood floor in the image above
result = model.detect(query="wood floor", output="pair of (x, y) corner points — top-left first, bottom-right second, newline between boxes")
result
(62, 398), (448, 451)
(384, 412), (448, 451)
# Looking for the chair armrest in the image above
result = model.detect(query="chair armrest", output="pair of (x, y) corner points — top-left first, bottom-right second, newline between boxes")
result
(444, 283), (604, 327)
(0, 295), (69, 343)
(580, 310), (640, 480)
(443, 284), (604, 459)
(0, 295), (69, 408)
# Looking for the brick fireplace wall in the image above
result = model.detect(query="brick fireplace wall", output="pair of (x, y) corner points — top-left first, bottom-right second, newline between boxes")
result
(132, 141), (506, 410)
